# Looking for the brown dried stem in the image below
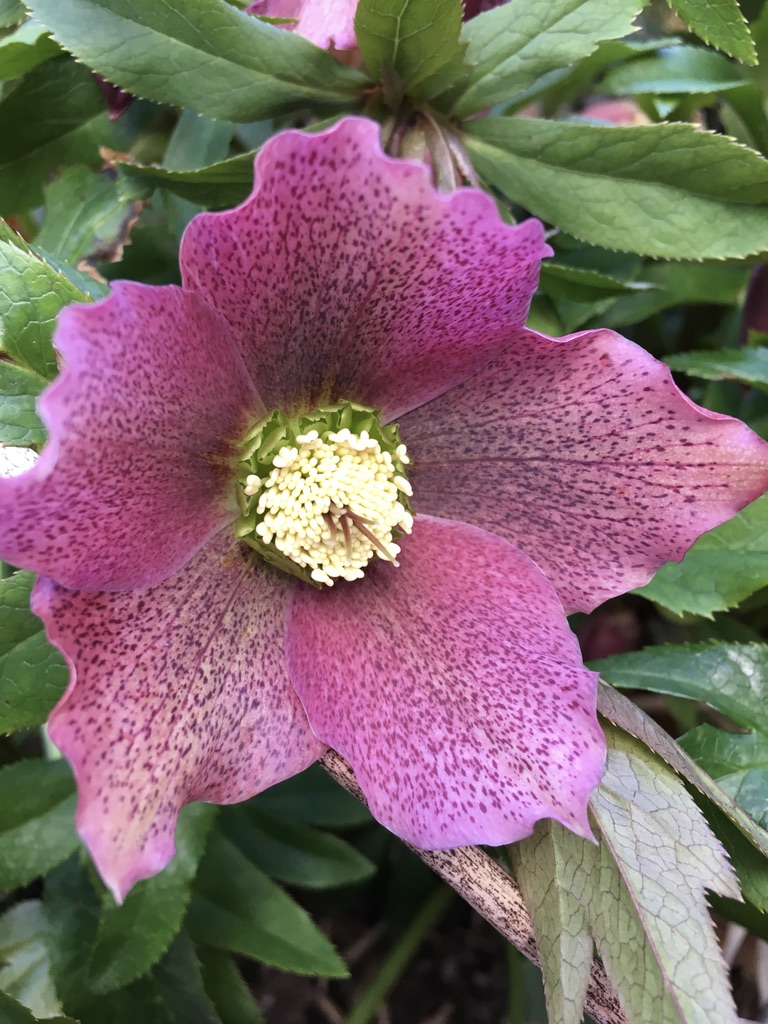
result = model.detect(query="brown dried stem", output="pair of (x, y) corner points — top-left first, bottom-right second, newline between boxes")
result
(320, 749), (627, 1024)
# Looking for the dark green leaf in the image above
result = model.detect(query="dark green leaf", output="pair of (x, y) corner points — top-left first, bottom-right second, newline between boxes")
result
(0, 58), (106, 216)
(0, 361), (46, 446)
(187, 832), (347, 977)
(254, 763), (372, 828)
(118, 152), (255, 209)
(538, 261), (653, 302)
(0, 19), (61, 79)
(699, 801), (768, 916)
(44, 857), (102, 1011)
(680, 724), (768, 829)
(224, 806), (375, 889)
(198, 947), (264, 1024)
(668, 0), (756, 65)
(0, 760), (77, 888)
(724, 81), (768, 154)
(666, 347), (768, 389)
(0, 0), (25, 27)
(0, 991), (75, 1024)
(597, 261), (748, 328)
(594, 641), (768, 732)
(451, 0), (644, 117)
(26, 0), (366, 122)
(463, 117), (768, 259)
(36, 165), (145, 266)
(636, 495), (768, 616)
(601, 44), (745, 95)
(0, 572), (68, 733)
(164, 111), (236, 172)
(355, 0), (466, 102)
(46, 859), (224, 1024)
(88, 804), (217, 994)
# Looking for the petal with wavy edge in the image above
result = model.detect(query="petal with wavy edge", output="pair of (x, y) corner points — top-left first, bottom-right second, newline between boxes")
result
(287, 516), (605, 850)
(39, 529), (323, 902)
(246, 0), (358, 50)
(402, 327), (768, 614)
(181, 117), (550, 421)
(0, 283), (261, 591)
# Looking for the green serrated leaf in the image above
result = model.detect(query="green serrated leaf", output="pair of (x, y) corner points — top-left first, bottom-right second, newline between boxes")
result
(0, 991), (75, 1024)
(509, 825), (592, 1024)
(0, 760), (78, 888)
(593, 726), (740, 1019)
(0, 902), (64, 1020)
(601, 44), (745, 96)
(513, 724), (740, 1024)
(464, 117), (768, 260)
(539, 261), (653, 302)
(680, 724), (768, 829)
(88, 804), (217, 994)
(0, 0), (25, 27)
(636, 495), (768, 616)
(0, 19), (61, 80)
(223, 806), (375, 889)
(450, 0), (644, 117)
(669, 0), (756, 65)
(666, 346), (768, 390)
(187, 831), (348, 977)
(0, 361), (46, 446)
(197, 947), (264, 1024)
(355, 0), (466, 102)
(0, 572), (68, 733)
(0, 224), (91, 378)
(597, 683), (768, 860)
(118, 152), (255, 210)
(45, 859), (224, 1024)
(698, 800), (768, 916)
(25, 0), (366, 122)
(593, 641), (768, 732)
(35, 165), (145, 266)
(0, 58), (106, 216)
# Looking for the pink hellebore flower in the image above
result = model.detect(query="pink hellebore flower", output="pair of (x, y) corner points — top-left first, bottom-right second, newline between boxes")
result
(580, 98), (651, 126)
(2, 118), (767, 901)
(245, 0), (357, 51)
(243, 0), (499, 53)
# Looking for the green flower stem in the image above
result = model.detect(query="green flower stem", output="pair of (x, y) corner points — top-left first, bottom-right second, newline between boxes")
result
(345, 885), (452, 1024)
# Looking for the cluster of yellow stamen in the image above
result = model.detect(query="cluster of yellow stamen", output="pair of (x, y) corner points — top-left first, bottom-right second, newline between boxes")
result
(238, 418), (413, 586)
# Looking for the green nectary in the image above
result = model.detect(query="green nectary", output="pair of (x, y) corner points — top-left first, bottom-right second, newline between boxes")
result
(235, 400), (413, 586)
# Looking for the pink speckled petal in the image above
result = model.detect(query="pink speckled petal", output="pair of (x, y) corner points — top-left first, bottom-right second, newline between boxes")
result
(181, 117), (550, 421)
(0, 283), (261, 590)
(402, 327), (768, 614)
(40, 530), (323, 902)
(246, 0), (358, 49)
(287, 516), (605, 849)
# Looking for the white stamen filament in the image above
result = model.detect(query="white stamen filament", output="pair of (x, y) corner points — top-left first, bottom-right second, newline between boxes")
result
(253, 430), (412, 585)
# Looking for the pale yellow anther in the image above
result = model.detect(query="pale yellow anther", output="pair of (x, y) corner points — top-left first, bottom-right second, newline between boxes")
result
(253, 432), (412, 586)
(244, 474), (262, 496)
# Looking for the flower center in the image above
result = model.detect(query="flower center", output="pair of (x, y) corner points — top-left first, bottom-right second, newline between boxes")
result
(235, 401), (413, 586)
